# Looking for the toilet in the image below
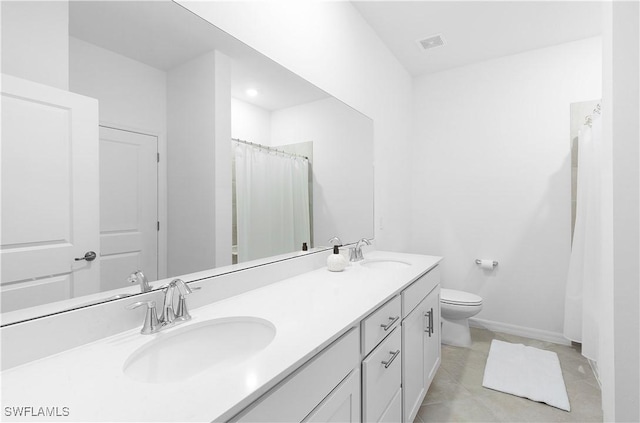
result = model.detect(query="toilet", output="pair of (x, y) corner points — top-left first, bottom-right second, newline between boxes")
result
(440, 289), (483, 347)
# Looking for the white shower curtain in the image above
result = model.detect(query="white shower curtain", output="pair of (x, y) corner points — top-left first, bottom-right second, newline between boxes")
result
(564, 115), (603, 361)
(234, 142), (310, 263)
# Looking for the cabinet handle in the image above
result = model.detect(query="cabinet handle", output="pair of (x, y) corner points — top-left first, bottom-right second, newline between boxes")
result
(381, 349), (400, 369)
(429, 307), (434, 336)
(380, 315), (399, 331)
(424, 310), (432, 335)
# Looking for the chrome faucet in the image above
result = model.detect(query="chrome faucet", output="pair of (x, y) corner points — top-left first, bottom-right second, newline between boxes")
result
(350, 238), (372, 262)
(328, 236), (343, 246)
(161, 278), (199, 325)
(128, 270), (151, 293)
(127, 278), (200, 335)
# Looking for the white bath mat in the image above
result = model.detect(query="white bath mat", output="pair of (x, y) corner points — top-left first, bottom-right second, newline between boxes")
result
(482, 339), (571, 411)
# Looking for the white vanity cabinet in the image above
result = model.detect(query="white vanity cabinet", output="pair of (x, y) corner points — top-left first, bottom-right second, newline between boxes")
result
(230, 263), (441, 423)
(304, 368), (361, 423)
(401, 267), (441, 423)
(231, 328), (360, 423)
(360, 265), (441, 423)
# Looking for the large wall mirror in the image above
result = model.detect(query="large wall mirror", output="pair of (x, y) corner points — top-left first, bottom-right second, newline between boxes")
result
(1, 0), (374, 325)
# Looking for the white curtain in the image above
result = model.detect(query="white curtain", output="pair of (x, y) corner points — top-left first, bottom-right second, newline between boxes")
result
(234, 142), (310, 263)
(564, 115), (602, 361)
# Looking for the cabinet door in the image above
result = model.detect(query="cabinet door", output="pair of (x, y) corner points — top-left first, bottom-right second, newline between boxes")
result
(401, 297), (428, 423)
(362, 328), (402, 423)
(378, 388), (402, 423)
(304, 369), (361, 423)
(423, 286), (441, 387)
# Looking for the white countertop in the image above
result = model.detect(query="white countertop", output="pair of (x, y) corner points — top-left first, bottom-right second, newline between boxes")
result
(1, 251), (441, 422)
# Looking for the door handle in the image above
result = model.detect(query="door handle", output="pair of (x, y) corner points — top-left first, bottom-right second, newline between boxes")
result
(75, 251), (97, 262)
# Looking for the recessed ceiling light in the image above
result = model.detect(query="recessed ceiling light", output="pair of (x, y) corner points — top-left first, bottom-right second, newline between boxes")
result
(246, 88), (258, 97)
(416, 34), (445, 51)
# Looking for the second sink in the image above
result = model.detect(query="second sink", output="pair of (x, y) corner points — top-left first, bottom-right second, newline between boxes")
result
(360, 258), (411, 270)
(123, 317), (276, 383)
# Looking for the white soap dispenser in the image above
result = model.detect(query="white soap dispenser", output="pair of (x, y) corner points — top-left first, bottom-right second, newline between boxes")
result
(327, 245), (347, 272)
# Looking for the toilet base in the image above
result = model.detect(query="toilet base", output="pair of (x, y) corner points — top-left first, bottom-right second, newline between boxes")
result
(441, 317), (472, 347)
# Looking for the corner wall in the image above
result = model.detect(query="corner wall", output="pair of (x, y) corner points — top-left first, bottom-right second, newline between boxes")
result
(410, 37), (602, 340)
(167, 52), (218, 276)
(176, 1), (414, 251)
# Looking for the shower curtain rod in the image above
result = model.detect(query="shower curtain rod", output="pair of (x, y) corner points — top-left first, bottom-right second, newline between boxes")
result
(232, 138), (309, 160)
(584, 103), (601, 127)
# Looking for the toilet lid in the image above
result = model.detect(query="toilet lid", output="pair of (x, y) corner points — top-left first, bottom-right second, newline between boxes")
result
(441, 289), (483, 306)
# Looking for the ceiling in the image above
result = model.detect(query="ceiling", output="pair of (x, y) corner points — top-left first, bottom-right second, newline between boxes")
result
(69, 1), (328, 111)
(352, 1), (603, 76)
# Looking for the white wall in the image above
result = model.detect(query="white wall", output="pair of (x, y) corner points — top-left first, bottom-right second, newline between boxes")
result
(69, 36), (168, 279)
(167, 52), (218, 276)
(69, 37), (167, 135)
(1, 1), (69, 90)
(271, 98), (374, 245)
(411, 37), (602, 340)
(231, 98), (272, 146)
(177, 1), (413, 251)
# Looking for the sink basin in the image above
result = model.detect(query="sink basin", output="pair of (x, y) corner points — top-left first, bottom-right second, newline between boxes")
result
(123, 317), (276, 383)
(361, 259), (411, 270)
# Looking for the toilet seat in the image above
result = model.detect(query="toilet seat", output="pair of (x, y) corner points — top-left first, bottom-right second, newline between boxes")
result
(441, 289), (482, 306)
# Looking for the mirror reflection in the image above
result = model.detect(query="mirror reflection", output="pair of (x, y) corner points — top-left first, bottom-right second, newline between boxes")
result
(0, 0), (373, 325)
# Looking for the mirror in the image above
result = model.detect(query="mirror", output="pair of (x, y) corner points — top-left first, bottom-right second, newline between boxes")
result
(0, 0), (373, 325)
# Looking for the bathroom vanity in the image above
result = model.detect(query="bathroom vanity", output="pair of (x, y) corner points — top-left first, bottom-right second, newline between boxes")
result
(0, 251), (441, 422)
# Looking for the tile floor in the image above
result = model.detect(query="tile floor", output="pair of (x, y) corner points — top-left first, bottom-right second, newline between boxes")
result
(415, 327), (603, 422)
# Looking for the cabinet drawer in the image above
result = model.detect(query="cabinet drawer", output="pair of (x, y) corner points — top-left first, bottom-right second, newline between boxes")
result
(362, 328), (401, 423)
(232, 327), (360, 422)
(402, 266), (440, 318)
(362, 296), (401, 357)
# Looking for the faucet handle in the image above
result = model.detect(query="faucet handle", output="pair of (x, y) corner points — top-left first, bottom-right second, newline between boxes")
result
(171, 278), (200, 296)
(174, 283), (201, 322)
(126, 301), (161, 335)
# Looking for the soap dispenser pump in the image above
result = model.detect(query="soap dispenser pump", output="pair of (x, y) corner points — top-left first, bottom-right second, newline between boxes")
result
(327, 245), (347, 272)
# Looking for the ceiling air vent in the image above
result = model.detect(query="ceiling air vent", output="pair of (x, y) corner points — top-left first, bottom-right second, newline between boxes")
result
(417, 34), (445, 51)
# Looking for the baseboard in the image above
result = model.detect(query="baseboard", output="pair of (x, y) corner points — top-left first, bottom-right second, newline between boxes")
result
(469, 317), (571, 346)
(588, 359), (602, 388)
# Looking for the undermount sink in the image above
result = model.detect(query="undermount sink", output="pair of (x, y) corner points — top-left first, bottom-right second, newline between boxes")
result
(360, 258), (411, 270)
(123, 317), (276, 383)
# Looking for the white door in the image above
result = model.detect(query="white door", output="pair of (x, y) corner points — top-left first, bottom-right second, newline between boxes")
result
(1, 74), (100, 312)
(99, 126), (158, 291)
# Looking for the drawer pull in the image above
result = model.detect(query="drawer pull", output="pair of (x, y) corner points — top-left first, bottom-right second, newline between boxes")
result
(380, 316), (399, 331)
(424, 308), (434, 336)
(381, 349), (400, 368)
